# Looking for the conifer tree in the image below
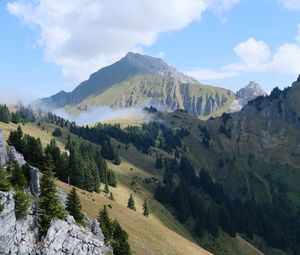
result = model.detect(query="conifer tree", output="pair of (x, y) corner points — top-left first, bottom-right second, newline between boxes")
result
(38, 158), (66, 236)
(0, 104), (10, 123)
(98, 205), (112, 243)
(107, 169), (117, 187)
(113, 151), (121, 165)
(0, 170), (11, 191)
(66, 188), (85, 225)
(14, 189), (31, 219)
(111, 220), (131, 255)
(104, 182), (109, 194)
(109, 192), (115, 201)
(11, 164), (28, 189)
(155, 157), (163, 169)
(11, 112), (21, 124)
(8, 126), (24, 152)
(143, 200), (150, 217)
(127, 194), (136, 211)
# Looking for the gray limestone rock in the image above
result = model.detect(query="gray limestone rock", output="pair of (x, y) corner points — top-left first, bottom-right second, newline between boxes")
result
(38, 216), (110, 255)
(29, 167), (40, 196)
(8, 146), (26, 166)
(0, 191), (111, 255)
(0, 130), (8, 167)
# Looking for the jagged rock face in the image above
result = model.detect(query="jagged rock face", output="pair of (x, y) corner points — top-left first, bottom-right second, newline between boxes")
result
(230, 81), (267, 112)
(0, 130), (8, 167)
(9, 146), (26, 166)
(0, 191), (111, 255)
(30, 167), (40, 196)
(0, 191), (38, 255)
(0, 192), (16, 254)
(38, 216), (109, 255)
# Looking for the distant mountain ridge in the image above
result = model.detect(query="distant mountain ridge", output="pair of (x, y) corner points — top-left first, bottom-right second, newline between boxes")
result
(38, 53), (266, 118)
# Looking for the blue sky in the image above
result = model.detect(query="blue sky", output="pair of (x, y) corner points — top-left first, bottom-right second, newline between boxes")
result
(1, 0), (300, 101)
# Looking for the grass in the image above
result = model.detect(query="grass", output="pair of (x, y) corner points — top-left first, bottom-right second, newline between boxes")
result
(56, 180), (212, 255)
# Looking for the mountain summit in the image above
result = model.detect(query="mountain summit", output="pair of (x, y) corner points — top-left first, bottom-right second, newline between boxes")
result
(38, 53), (235, 118)
(230, 81), (267, 112)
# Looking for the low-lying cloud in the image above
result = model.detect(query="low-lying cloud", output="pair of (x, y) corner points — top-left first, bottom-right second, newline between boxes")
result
(54, 106), (155, 126)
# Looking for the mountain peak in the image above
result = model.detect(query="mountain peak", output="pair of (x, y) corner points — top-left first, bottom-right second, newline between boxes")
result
(230, 81), (267, 112)
(122, 52), (198, 84)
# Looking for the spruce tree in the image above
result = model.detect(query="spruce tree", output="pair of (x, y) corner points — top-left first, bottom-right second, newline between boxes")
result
(66, 188), (85, 225)
(143, 200), (150, 217)
(113, 151), (121, 165)
(104, 182), (109, 194)
(111, 220), (131, 255)
(14, 189), (31, 219)
(155, 157), (163, 169)
(11, 164), (28, 189)
(127, 194), (136, 211)
(109, 192), (115, 201)
(8, 126), (24, 153)
(107, 169), (117, 187)
(0, 170), (11, 191)
(98, 205), (112, 243)
(38, 158), (66, 236)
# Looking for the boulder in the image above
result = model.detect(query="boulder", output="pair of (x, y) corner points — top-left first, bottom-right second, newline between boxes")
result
(8, 146), (26, 166)
(29, 167), (40, 196)
(0, 130), (8, 167)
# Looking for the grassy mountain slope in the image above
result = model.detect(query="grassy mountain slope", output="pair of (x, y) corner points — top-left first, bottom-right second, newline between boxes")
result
(39, 52), (235, 118)
(67, 75), (235, 118)
(0, 120), (265, 255)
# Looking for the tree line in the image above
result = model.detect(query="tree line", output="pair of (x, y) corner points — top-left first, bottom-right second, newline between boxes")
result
(70, 121), (188, 155)
(0, 104), (36, 124)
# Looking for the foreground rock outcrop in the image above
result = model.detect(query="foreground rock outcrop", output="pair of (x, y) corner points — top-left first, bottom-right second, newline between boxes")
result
(0, 191), (110, 255)
(38, 216), (109, 255)
(0, 128), (111, 255)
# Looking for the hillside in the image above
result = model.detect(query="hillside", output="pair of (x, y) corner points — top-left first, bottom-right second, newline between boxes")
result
(0, 120), (265, 255)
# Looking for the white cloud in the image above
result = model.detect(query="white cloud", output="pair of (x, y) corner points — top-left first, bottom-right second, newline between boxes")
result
(279, 0), (300, 10)
(271, 43), (300, 75)
(188, 34), (300, 81)
(234, 38), (271, 66)
(7, 0), (239, 86)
